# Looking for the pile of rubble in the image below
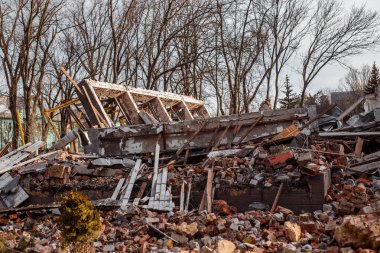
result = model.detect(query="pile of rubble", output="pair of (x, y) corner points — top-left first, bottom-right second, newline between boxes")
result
(1, 75), (380, 252)
(0, 137), (378, 252)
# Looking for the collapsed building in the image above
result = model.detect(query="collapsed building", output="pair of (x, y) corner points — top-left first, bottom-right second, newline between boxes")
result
(0, 71), (380, 252)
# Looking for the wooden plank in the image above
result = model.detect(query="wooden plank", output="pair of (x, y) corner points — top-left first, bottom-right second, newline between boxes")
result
(354, 137), (364, 156)
(133, 181), (147, 206)
(150, 97), (172, 122)
(0, 143), (32, 161)
(151, 144), (160, 197)
(139, 111), (158, 124)
(111, 178), (126, 200)
(214, 122), (232, 149)
(114, 97), (131, 125)
(81, 80), (115, 127)
(121, 159), (142, 207)
(63, 71), (103, 127)
(319, 132), (380, 137)
(88, 79), (205, 110)
(237, 115), (264, 145)
(350, 160), (380, 173)
(337, 96), (364, 121)
(0, 141), (45, 174)
(173, 101), (194, 121)
(174, 122), (207, 157)
(196, 105), (210, 119)
(153, 172), (162, 210)
(206, 168), (214, 213)
(270, 182), (284, 212)
(118, 91), (145, 125)
(185, 181), (191, 213)
(159, 168), (168, 210)
(180, 182), (185, 212)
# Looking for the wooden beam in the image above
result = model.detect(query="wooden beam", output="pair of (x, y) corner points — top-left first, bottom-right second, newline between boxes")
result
(114, 97), (131, 125)
(118, 91), (145, 125)
(173, 101), (193, 121)
(180, 181), (185, 212)
(151, 144), (160, 197)
(87, 79), (205, 110)
(270, 182), (284, 212)
(195, 105), (210, 119)
(150, 97), (172, 122)
(16, 109), (25, 146)
(206, 168), (214, 213)
(133, 181), (147, 206)
(354, 137), (364, 156)
(337, 97), (364, 121)
(300, 102), (337, 131)
(111, 178), (125, 200)
(80, 81), (114, 127)
(237, 115), (264, 145)
(121, 159), (142, 207)
(214, 122), (232, 149)
(139, 111), (158, 124)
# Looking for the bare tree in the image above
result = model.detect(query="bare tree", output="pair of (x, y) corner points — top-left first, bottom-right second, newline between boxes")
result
(0, 0), (64, 148)
(299, 0), (380, 106)
(214, 0), (269, 114)
(263, 0), (308, 109)
(339, 64), (370, 93)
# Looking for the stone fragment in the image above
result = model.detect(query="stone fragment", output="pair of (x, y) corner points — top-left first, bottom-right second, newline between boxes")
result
(213, 239), (236, 253)
(176, 222), (198, 236)
(171, 233), (189, 244)
(282, 244), (297, 253)
(284, 221), (301, 242)
(103, 245), (115, 252)
(334, 214), (380, 249)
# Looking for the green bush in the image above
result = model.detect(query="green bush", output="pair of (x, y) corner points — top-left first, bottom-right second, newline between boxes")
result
(59, 192), (101, 250)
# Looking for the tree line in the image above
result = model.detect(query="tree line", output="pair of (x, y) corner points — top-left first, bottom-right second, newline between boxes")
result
(0, 0), (379, 148)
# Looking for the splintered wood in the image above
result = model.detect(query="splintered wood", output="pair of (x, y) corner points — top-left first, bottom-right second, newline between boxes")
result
(76, 79), (210, 128)
(143, 143), (174, 212)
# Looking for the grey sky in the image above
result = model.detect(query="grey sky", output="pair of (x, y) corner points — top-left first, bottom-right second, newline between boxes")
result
(307, 0), (380, 93)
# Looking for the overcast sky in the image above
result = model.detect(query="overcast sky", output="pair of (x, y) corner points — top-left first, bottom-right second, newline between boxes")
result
(303, 0), (380, 93)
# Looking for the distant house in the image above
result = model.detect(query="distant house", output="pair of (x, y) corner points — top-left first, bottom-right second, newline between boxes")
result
(329, 90), (364, 115)
(0, 95), (57, 148)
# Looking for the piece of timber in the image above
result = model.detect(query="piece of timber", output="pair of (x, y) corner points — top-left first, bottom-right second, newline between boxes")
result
(206, 168), (214, 213)
(121, 159), (142, 207)
(337, 96), (364, 121)
(84, 107), (310, 156)
(118, 91), (145, 125)
(319, 132), (380, 137)
(111, 178), (125, 200)
(84, 79), (205, 110)
(195, 104), (210, 119)
(149, 97), (172, 122)
(172, 101), (194, 121)
(0, 141), (45, 174)
(350, 160), (380, 173)
(0, 142), (11, 158)
(354, 137), (364, 156)
(79, 80), (114, 128)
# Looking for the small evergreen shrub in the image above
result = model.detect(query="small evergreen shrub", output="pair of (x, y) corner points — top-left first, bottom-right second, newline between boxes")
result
(59, 192), (101, 251)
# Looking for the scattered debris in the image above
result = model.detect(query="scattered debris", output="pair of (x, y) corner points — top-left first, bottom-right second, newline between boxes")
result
(1, 77), (380, 251)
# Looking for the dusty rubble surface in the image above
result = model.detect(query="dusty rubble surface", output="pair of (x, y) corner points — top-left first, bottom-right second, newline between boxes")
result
(2, 80), (380, 252)
(1, 140), (380, 253)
